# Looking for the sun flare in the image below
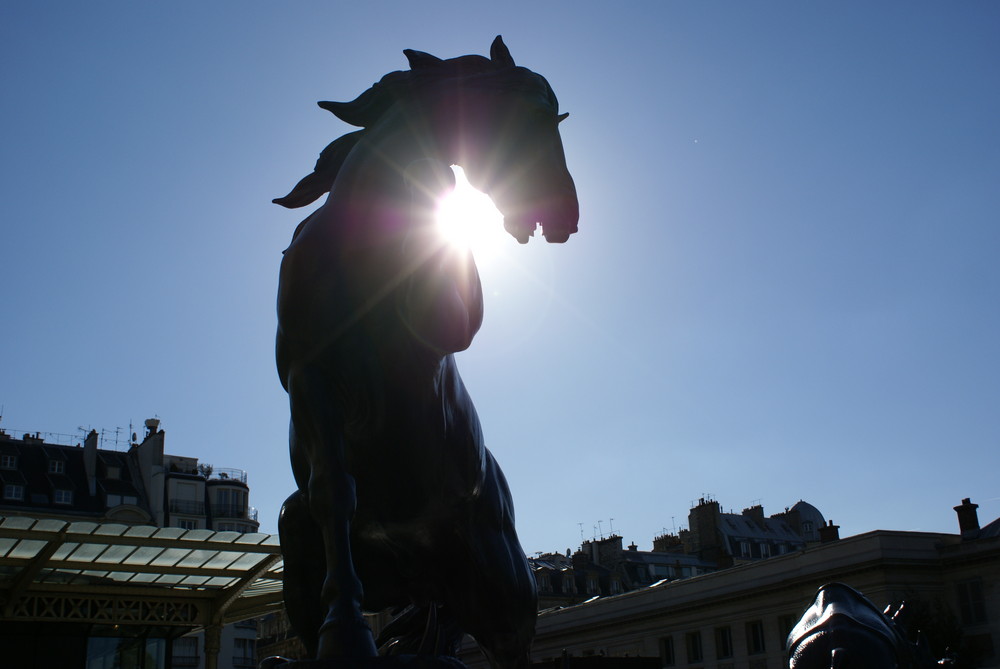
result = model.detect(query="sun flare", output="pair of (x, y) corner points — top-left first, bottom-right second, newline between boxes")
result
(436, 166), (507, 263)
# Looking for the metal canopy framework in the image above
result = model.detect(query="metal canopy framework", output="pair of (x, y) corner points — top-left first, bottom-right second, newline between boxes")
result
(0, 515), (284, 629)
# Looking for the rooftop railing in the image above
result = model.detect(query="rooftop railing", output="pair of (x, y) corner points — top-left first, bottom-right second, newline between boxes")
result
(209, 468), (248, 484)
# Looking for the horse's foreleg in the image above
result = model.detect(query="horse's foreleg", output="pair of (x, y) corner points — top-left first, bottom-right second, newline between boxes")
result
(277, 489), (324, 657)
(287, 366), (377, 660)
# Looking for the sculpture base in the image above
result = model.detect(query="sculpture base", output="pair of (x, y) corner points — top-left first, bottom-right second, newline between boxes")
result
(260, 656), (467, 669)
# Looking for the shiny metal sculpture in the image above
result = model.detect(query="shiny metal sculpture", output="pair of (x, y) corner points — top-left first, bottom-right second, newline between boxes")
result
(787, 583), (939, 669)
(271, 37), (578, 667)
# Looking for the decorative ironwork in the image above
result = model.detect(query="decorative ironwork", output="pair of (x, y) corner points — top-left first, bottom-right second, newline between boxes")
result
(6, 593), (200, 624)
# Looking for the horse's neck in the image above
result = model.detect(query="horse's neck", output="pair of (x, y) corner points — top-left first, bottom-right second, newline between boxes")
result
(344, 111), (448, 203)
(295, 127), (437, 253)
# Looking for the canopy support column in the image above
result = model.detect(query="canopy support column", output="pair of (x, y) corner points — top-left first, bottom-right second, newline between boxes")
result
(204, 623), (223, 669)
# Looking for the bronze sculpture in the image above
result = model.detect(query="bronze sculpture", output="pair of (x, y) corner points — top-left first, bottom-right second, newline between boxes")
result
(271, 37), (578, 667)
(787, 583), (940, 669)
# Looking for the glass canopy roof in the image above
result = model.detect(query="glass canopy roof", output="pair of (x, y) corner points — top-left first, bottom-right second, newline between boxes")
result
(0, 515), (284, 626)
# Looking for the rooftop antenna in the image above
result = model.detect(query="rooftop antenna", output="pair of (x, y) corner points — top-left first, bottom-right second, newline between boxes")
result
(609, 518), (615, 535)
(672, 516), (677, 533)
(578, 522), (584, 541)
(597, 520), (603, 539)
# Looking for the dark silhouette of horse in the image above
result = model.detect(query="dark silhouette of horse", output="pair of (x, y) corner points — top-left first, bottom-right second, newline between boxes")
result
(271, 37), (578, 668)
(787, 583), (939, 669)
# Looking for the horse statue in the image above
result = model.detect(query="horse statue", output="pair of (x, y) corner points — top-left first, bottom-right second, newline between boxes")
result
(270, 37), (578, 668)
(787, 583), (940, 669)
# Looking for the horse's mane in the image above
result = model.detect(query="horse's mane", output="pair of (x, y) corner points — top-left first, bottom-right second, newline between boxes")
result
(273, 38), (558, 210)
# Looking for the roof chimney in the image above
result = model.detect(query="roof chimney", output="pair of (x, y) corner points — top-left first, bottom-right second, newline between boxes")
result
(954, 498), (980, 539)
(818, 519), (840, 543)
(742, 504), (766, 528)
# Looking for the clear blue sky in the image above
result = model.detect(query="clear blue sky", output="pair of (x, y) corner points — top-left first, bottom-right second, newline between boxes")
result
(2, 3), (998, 555)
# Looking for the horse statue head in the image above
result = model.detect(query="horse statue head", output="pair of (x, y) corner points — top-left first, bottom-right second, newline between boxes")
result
(787, 583), (940, 669)
(275, 35), (578, 244)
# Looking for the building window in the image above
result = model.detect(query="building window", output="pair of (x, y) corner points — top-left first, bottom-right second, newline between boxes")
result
(178, 518), (197, 530)
(659, 636), (675, 666)
(685, 631), (703, 663)
(173, 637), (198, 666)
(3, 484), (24, 501)
(54, 489), (73, 505)
(107, 493), (122, 507)
(0, 454), (16, 470)
(715, 626), (733, 659)
(759, 543), (771, 558)
(233, 637), (255, 667)
(957, 579), (987, 625)
(746, 620), (766, 655)
(740, 541), (751, 558)
(802, 521), (814, 535)
(48, 459), (65, 474)
(216, 487), (245, 507)
(563, 577), (576, 594)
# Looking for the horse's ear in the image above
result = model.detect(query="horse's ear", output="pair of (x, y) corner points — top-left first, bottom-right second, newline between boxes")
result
(557, 112), (569, 124)
(490, 35), (515, 67)
(404, 49), (443, 70)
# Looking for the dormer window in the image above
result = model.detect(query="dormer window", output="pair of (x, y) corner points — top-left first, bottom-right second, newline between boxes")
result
(48, 460), (65, 474)
(3, 484), (24, 500)
(54, 489), (73, 505)
(0, 454), (16, 470)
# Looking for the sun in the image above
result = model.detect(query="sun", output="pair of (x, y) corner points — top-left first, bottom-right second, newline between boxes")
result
(436, 166), (508, 263)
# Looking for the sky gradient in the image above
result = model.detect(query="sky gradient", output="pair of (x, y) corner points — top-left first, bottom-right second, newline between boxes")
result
(2, 2), (998, 556)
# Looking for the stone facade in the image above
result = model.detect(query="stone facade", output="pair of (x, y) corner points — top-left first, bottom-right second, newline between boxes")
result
(462, 501), (999, 668)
